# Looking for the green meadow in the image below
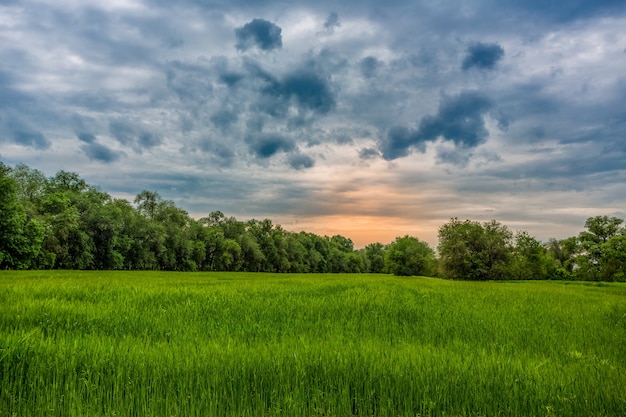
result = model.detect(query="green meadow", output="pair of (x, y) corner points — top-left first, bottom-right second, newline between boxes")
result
(1, 272), (625, 416)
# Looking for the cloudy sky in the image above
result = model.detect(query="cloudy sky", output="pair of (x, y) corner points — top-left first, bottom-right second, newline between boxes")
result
(1, 0), (626, 247)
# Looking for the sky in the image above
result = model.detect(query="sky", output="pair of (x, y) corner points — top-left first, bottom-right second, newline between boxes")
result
(1, 0), (626, 248)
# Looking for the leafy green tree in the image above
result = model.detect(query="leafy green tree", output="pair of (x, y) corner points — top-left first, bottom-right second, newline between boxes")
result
(384, 236), (436, 276)
(246, 219), (290, 272)
(134, 190), (161, 220)
(8, 163), (48, 217)
(292, 232), (326, 273)
(0, 172), (45, 269)
(438, 218), (513, 280)
(237, 232), (265, 272)
(600, 234), (626, 281)
(216, 239), (243, 271)
(284, 233), (308, 273)
(327, 235), (356, 272)
(510, 231), (554, 280)
(573, 216), (625, 281)
(362, 242), (386, 273)
(154, 200), (193, 270)
(581, 216), (623, 243)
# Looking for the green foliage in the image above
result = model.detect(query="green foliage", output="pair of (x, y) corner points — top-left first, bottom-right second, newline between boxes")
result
(384, 235), (437, 276)
(0, 271), (624, 416)
(361, 242), (386, 273)
(2, 162), (626, 280)
(437, 218), (513, 280)
(510, 231), (555, 280)
(554, 216), (626, 281)
(0, 171), (45, 269)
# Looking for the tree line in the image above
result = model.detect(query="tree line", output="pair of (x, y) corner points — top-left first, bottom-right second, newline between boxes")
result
(1, 162), (625, 281)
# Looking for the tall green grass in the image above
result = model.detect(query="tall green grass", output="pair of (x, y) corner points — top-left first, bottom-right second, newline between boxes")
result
(1, 271), (625, 416)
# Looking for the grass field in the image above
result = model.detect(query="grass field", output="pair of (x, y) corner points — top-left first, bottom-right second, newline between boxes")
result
(1, 271), (625, 416)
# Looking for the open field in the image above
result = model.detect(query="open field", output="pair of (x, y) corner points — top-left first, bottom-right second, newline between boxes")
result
(1, 271), (625, 416)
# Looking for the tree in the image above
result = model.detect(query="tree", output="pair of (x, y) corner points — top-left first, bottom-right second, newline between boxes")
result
(600, 234), (626, 281)
(581, 216), (623, 243)
(574, 216), (625, 281)
(0, 172), (45, 269)
(134, 190), (161, 220)
(510, 231), (554, 280)
(216, 239), (242, 271)
(384, 236), (436, 276)
(437, 218), (513, 280)
(362, 242), (386, 273)
(8, 163), (48, 217)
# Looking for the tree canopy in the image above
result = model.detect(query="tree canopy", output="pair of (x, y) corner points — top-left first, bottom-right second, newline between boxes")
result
(1, 162), (625, 281)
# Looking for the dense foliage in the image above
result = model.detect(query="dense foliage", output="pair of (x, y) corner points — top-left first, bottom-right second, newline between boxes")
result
(1, 162), (625, 280)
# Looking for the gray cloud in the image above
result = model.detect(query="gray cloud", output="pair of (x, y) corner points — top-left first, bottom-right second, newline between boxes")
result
(235, 19), (283, 51)
(324, 12), (341, 31)
(360, 56), (379, 78)
(77, 132), (97, 143)
(359, 147), (381, 160)
(246, 133), (296, 159)
(166, 61), (214, 105)
(81, 142), (122, 163)
(238, 60), (337, 119)
(379, 91), (494, 160)
(12, 130), (50, 150)
(0, 71), (33, 110)
(196, 138), (236, 167)
(219, 72), (245, 87)
(289, 153), (315, 170)
(281, 71), (336, 114)
(109, 119), (161, 153)
(417, 91), (493, 147)
(494, 0), (626, 23)
(211, 109), (239, 131)
(462, 42), (505, 71)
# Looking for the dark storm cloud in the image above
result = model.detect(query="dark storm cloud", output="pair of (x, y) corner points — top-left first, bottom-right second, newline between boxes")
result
(219, 72), (245, 87)
(246, 133), (295, 158)
(75, 131), (122, 163)
(282, 72), (335, 114)
(258, 70), (336, 116)
(462, 42), (504, 71)
(380, 126), (424, 160)
(379, 91), (494, 161)
(81, 142), (122, 163)
(109, 119), (161, 153)
(324, 12), (341, 31)
(235, 19), (282, 51)
(166, 62), (214, 105)
(196, 138), (236, 167)
(494, 0), (626, 23)
(210, 109), (239, 131)
(6, 116), (51, 150)
(359, 147), (381, 160)
(360, 56), (379, 78)
(417, 91), (493, 147)
(109, 120), (136, 144)
(0, 71), (34, 110)
(288, 153), (315, 170)
(77, 132), (97, 143)
(237, 57), (337, 119)
(12, 130), (50, 150)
